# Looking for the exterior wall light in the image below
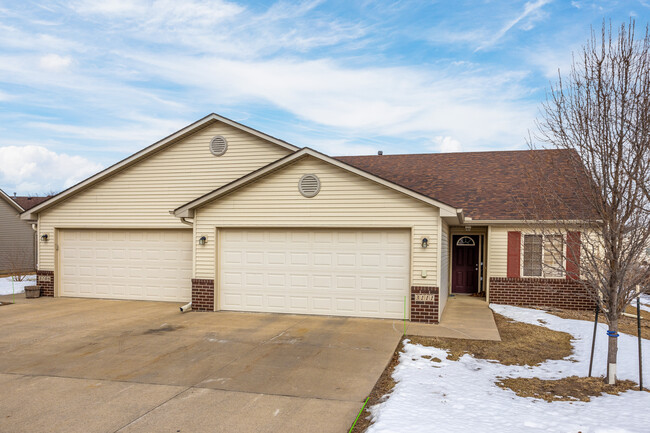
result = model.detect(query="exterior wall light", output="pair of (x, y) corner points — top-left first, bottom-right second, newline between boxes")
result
(198, 236), (207, 246)
(421, 237), (429, 249)
(40, 234), (49, 242)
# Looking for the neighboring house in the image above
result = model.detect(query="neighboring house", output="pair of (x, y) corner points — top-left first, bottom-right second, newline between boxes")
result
(0, 189), (49, 274)
(21, 114), (594, 323)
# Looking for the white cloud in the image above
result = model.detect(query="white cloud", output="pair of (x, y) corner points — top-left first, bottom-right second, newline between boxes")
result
(0, 146), (103, 194)
(432, 136), (462, 153)
(39, 54), (72, 71)
(128, 54), (536, 146)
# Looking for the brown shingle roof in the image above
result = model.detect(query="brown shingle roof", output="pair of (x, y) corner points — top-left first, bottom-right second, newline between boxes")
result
(12, 196), (51, 211)
(336, 149), (595, 221)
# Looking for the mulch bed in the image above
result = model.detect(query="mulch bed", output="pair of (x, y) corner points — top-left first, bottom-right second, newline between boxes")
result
(497, 376), (646, 402)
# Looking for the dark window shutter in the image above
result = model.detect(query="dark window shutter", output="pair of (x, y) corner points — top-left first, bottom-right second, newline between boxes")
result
(507, 231), (521, 278)
(566, 231), (581, 280)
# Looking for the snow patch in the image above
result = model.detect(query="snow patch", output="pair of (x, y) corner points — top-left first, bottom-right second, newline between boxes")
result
(0, 276), (36, 296)
(367, 304), (650, 433)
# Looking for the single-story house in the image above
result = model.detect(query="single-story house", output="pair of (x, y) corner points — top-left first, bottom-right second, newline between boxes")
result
(0, 189), (49, 274)
(21, 114), (594, 323)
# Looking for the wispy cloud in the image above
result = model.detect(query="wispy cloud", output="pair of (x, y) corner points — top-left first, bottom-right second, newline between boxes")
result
(0, 0), (638, 193)
(476, 0), (552, 51)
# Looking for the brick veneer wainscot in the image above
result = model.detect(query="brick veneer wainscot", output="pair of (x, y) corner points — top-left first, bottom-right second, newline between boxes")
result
(489, 277), (594, 310)
(36, 270), (54, 297)
(411, 286), (439, 323)
(191, 279), (214, 311)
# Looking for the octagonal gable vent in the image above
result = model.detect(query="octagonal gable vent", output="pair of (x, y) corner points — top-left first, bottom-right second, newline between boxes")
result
(298, 174), (320, 198)
(209, 135), (228, 156)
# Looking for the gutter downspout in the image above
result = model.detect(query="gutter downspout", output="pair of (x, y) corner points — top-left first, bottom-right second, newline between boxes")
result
(176, 214), (193, 312)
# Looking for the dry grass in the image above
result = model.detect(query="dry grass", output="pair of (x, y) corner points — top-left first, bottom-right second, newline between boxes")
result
(497, 376), (645, 402)
(550, 306), (649, 338)
(409, 314), (574, 366)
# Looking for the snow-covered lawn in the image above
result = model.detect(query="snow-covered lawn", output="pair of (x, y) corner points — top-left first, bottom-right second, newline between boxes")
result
(367, 304), (650, 433)
(0, 275), (36, 296)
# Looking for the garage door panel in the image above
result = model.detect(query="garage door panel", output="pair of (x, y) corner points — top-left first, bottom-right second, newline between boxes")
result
(60, 229), (191, 302)
(220, 229), (410, 319)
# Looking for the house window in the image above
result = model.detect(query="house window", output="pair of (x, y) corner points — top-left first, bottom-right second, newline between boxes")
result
(523, 234), (565, 278)
(456, 236), (475, 246)
(523, 235), (542, 276)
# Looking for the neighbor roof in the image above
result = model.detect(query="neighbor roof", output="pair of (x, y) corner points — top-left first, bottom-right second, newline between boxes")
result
(337, 149), (596, 221)
(13, 196), (51, 211)
(0, 188), (24, 212)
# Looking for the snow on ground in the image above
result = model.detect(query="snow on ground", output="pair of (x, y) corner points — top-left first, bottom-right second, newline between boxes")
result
(0, 276), (36, 296)
(367, 304), (650, 433)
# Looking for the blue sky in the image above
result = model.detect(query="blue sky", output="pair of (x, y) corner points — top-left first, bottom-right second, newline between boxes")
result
(0, 0), (647, 194)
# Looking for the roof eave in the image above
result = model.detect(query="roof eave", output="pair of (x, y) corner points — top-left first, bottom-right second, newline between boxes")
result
(174, 148), (462, 217)
(20, 113), (300, 219)
(0, 188), (24, 213)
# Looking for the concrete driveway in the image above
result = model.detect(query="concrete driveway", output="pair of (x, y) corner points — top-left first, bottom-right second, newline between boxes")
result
(0, 296), (402, 433)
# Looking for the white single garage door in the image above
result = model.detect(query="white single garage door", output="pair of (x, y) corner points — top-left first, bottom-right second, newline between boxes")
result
(219, 229), (410, 319)
(59, 229), (192, 302)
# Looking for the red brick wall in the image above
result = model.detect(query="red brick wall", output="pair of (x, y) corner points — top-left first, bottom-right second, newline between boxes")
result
(489, 277), (594, 310)
(191, 279), (214, 311)
(411, 286), (439, 323)
(37, 270), (54, 297)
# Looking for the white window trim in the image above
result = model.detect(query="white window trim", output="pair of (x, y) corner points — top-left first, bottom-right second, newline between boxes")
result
(520, 233), (566, 279)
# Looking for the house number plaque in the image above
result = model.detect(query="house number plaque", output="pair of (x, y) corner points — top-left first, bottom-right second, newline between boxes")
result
(414, 294), (434, 302)
(38, 275), (51, 282)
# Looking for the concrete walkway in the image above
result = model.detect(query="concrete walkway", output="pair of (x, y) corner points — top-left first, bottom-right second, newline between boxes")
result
(407, 295), (501, 341)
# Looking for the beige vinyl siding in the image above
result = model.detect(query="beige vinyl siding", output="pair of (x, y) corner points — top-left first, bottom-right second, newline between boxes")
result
(194, 155), (440, 287)
(439, 220), (449, 314)
(487, 225), (512, 278)
(38, 122), (292, 270)
(0, 198), (36, 273)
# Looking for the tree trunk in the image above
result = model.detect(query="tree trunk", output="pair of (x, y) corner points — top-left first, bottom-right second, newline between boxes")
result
(606, 318), (619, 384)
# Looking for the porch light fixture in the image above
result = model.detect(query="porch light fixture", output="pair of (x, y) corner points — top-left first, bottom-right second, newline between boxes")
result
(40, 234), (49, 242)
(198, 236), (207, 246)
(421, 237), (429, 249)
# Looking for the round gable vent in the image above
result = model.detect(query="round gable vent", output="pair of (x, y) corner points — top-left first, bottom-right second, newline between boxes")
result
(298, 174), (320, 198)
(209, 135), (228, 156)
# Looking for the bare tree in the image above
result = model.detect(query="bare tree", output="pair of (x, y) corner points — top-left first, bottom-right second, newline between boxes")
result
(526, 20), (650, 384)
(1, 245), (34, 281)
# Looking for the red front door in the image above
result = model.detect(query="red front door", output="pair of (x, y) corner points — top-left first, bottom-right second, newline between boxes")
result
(452, 235), (480, 294)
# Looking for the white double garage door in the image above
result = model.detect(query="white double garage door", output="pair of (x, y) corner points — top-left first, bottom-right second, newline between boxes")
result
(60, 228), (410, 319)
